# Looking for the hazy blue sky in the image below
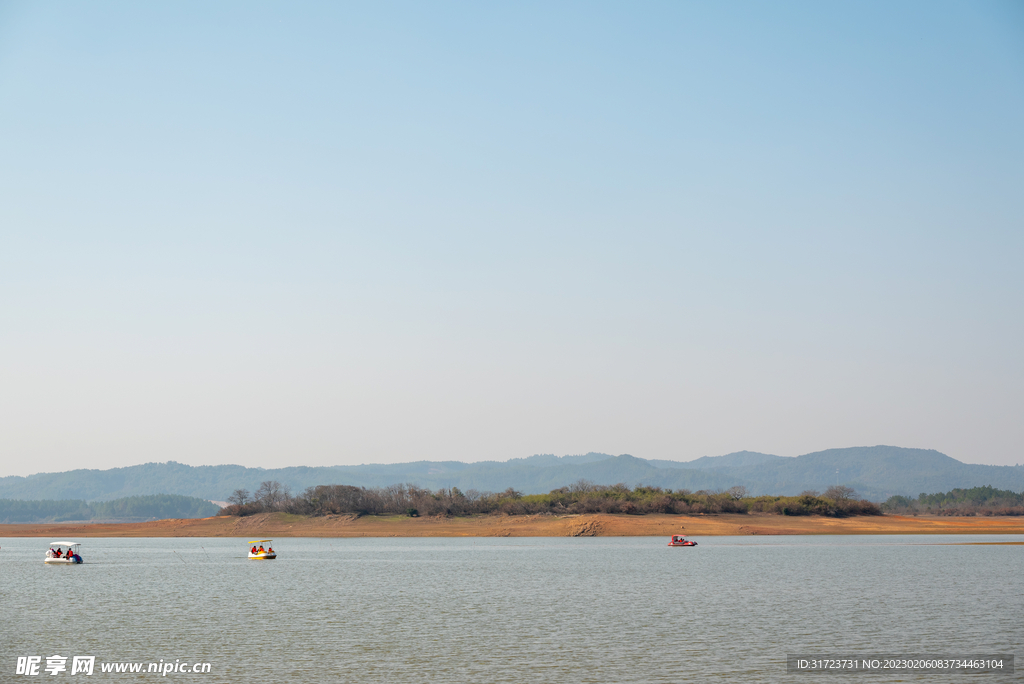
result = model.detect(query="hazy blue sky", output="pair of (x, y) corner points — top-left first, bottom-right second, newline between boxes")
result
(1, 1), (1022, 476)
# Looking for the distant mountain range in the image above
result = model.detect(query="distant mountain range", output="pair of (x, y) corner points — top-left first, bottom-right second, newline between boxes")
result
(0, 446), (1021, 503)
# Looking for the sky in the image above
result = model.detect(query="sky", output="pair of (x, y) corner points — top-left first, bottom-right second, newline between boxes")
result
(1, 1), (1022, 477)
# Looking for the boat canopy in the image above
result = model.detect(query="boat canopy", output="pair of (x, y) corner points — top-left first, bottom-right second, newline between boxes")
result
(50, 541), (79, 546)
(247, 540), (273, 544)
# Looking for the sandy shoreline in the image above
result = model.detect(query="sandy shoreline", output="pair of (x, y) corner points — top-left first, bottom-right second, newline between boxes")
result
(2, 512), (1023, 538)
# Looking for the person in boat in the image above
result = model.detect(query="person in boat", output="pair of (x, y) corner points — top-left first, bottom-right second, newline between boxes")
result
(55, 547), (63, 558)
(267, 546), (273, 554)
(251, 545), (257, 554)
(258, 545), (265, 554)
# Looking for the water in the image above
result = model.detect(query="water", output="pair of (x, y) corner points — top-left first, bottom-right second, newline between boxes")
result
(2, 536), (1021, 682)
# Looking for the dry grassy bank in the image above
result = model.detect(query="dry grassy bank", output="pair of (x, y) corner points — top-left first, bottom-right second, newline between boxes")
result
(2, 512), (1023, 538)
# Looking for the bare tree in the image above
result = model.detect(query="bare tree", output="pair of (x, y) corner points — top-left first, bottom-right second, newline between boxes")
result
(727, 486), (748, 500)
(824, 485), (856, 501)
(569, 479), (596, 494)
(227, 489), (250, 506)
(255, 480), (288, 509)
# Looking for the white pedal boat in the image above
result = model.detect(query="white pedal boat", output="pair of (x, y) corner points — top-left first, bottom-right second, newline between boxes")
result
(45, 541), (84, 564)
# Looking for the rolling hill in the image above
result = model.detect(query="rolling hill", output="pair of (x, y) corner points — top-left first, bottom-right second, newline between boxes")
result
(0, 446), (1020, 503)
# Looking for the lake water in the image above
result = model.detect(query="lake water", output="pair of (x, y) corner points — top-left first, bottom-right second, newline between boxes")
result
(3, 535), (1021, 682)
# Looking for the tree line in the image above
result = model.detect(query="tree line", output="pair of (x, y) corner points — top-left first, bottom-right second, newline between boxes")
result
(0, 494), (221, 523)
(220, 481), (882, 518)
(882, 486), (1024, 516)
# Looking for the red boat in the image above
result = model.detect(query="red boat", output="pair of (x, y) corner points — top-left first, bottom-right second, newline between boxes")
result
(667, 535), (697, 547)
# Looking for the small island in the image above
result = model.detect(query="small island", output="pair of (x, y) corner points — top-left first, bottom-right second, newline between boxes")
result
(2, 482), (1021, 538)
